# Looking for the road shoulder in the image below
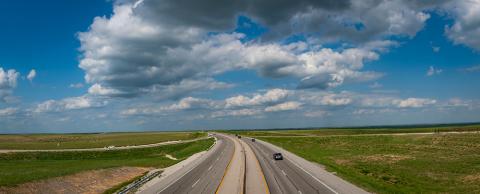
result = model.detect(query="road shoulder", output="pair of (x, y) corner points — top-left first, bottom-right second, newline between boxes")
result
(215, 134), (245, 194)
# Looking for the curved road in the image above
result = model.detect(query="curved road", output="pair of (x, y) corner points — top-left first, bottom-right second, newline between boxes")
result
(140, 134), (234, 194)
(138, 133), (368, 194)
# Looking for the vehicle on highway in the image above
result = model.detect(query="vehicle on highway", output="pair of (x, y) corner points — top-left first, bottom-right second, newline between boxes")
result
(251, 138), (255, 142)
(273, 153), (283, 160)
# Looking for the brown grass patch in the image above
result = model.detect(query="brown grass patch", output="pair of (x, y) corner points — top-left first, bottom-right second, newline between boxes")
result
(360, 154), (414, 164)
(334, 158), (353, 166)
(0, 167), (153, 194)
(463, 173), (480, 183)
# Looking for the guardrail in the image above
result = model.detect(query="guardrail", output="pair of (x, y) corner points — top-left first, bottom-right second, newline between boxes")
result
(117, 170), (163, 194)
(116, 136), (215, 194)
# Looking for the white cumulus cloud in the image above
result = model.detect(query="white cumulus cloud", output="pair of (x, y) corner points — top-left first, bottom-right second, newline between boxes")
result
(0, 107), (17, 116)
(34, 95), (108, 113)
(0, 67), (20, 102)
(395, 98), (437, 108)
(27, 69), (36, 82)
(225, 88), (290, 108)
(265, 101), (302, 112)
(444, 0), (480, 51)
(427, 66), (443, 76)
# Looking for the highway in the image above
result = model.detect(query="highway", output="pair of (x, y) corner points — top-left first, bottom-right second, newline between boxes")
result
(140, 134), (234, 194)
(243, 137), (336, 194)
(138, 133), (368, 194)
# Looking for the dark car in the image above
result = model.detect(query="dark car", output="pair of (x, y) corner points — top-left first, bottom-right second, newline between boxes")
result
(273, 153), (283, 160)
(251, 138), (256, 142)
(237, 135), (241, 138)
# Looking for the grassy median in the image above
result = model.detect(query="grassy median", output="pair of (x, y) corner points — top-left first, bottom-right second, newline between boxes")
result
(259, 133), (480, 193)
(0, 132), (205, 150)
(0, 138), (214, 186)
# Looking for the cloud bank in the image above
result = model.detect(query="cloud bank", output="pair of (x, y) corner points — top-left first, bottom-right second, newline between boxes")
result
(4, 0), (480, 132)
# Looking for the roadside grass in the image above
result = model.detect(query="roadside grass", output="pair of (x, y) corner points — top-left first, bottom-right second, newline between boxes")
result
(223, 130), (305, 137)
(0, 132), (205, 150)
(260, 133), (480, 193)
(225, 124), (480, 137)
(0, 138), (213, 186)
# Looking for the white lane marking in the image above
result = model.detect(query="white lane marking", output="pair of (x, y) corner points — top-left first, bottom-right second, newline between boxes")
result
(208, 165), (213, 171)
(253, 137), (339, 194)
(157, 159), (200, 193)
(281, 170), (287, 176)
(192, 179), (200, 188)
(207, 136), (218, 150)
(157, 140), (223, 193)
(286, 158), (339, 194)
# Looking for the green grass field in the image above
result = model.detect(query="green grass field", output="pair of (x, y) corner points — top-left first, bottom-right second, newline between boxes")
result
(0, 132), (205, 150)
(260, 133), (480, 193)
(0, 138), (214, 186)
(225, 124), (480, 137)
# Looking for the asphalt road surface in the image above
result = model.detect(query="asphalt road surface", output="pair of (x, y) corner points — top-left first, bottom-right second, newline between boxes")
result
(139, 133), (368, 194)
(243, 137), (336, 194)
(153, 134), (234, 194)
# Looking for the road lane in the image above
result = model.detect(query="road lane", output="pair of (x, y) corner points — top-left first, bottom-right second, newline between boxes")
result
(140, 133), (367, 194)
(239, 138), (269, 194)
(163, 134), (233, 194)
(243, 137), (337, 194)
(139, 134), (234, 194)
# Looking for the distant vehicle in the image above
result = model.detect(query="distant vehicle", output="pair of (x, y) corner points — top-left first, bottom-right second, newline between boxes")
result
(237, 135), (241, 138)
(273, 153), (283, 160)
(251, 138), (255, 142)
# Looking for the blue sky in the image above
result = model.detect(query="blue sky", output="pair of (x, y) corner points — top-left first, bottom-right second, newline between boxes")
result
(0, 1), (111, 101)
(0, 0), (479, 133)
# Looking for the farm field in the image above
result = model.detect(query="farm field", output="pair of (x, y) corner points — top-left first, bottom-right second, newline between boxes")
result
(226, 124), (480, 137)
(0, 138), (214, 187)
(259, 133), (480, 193)
(0, 131), (205, 150)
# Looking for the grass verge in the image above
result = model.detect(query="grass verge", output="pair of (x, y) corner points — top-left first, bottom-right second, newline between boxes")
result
(0, 138), (213, 186)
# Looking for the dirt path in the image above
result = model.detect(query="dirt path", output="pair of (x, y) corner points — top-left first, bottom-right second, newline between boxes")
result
(0, 167), (153, 194)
